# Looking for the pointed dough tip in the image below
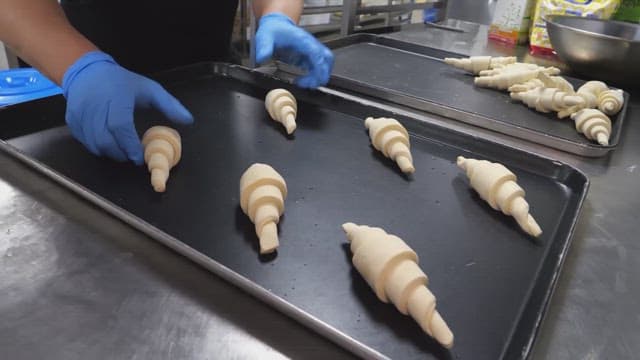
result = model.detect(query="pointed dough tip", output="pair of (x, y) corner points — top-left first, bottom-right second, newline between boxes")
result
(364, 117), (374, 129)
(456, 156), (467, 168)
(259, 222), (279, 254)
(342, 222), (358, 236)
(397, 156), (415, 174)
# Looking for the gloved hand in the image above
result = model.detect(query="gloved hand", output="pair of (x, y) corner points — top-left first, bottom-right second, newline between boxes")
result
(62, 51), (193, 165)
(255, 12), (334, 89)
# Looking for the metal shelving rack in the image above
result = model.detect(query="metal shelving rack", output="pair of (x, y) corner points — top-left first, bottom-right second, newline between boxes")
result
(239, 0), (447, 65)
(303, 0), (443, 36)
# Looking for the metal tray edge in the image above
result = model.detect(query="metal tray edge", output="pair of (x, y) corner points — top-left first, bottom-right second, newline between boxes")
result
(504, 170), (590, 359)
(326, 33), (464, 60)
(318, 86), (591, 360)
(321, 34), (624, 157)
(1, 63), (592, 360)
(0, 140), (389, 360)
(328, 74), (615, 158)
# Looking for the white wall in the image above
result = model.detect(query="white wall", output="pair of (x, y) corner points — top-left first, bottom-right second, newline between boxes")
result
(0, 41), (9, 70)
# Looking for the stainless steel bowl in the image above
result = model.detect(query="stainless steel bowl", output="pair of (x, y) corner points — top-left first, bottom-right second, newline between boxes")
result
(546, 15), (640, 85)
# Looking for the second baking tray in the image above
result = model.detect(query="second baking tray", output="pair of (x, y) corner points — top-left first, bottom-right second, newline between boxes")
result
(0, 63), (588, 360)
(325, 34), (628, 157)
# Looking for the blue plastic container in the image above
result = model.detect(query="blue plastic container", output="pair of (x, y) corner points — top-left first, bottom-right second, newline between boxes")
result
(0, 68), (62, 107)
(423, 7), (440, 23)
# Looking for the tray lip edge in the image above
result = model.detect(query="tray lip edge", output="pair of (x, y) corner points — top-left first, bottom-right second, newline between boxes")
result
(0, 135), (590, 360)
(0, 138), (391, 360)
(501, 168), (590, 359)
(0, 62), (592, 360)
(323, 33), (626, 157)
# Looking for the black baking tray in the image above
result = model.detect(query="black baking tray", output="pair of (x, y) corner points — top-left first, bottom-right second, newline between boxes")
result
(0, 63), (588, 360)
(324, 34), (628, 158)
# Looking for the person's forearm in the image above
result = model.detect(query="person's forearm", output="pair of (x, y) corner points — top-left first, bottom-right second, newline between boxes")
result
(253, 0), (303, 23)
(0, 0), (97, 84)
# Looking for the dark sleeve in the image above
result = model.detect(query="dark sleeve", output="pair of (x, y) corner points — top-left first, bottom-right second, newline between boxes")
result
(61, 0), (239, 74)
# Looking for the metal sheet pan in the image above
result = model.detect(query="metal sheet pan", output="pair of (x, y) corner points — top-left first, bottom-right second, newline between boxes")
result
(324, 34), (628, 157)
(0, 63), (588, 360)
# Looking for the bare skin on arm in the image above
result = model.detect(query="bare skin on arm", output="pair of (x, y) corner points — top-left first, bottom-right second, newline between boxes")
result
(0, 0), (305, 86)
(253, 0), (303, 22)
(0, 0), (97, 84)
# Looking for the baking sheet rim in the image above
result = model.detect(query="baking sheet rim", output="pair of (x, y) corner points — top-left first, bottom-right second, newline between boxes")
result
(328, 74), (619, 158)
(0, 64), (591, 359)
(0, 134), (590, 359)
(0, 141), (390, 360)
(320, 34), (626, 158)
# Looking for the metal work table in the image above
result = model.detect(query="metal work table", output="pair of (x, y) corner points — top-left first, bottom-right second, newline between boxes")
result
(383, 21), (569, 72)
(2, 24), (639, 360)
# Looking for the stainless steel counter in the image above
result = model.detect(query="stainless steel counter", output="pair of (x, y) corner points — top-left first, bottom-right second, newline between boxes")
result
(384, 21), (570, 72)
(2, 24), (639, 359)
(0, 150), (353, 360)
(445, 0), (498, 26)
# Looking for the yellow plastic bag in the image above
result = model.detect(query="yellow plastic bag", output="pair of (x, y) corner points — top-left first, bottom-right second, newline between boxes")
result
(530, 0), (620, 55)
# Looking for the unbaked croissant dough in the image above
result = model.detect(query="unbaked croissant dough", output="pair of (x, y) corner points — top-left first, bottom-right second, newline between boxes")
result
(342, 222), (454, 348)
(577, 81), (608, 108)
(558, 80), (608, 118)
(598, 89), (624, 116)
(508, 78), (545, 93)
(365, 117), (415, 174)
(558, 81), (625, 118)
(570, 109), (612, 146)
(508, 73), (574, 94)
(265, 89), (297, 134)
(142, 126), (182, 193)
(476, 62), (541, 77)
(539, 73), (574, 93)
(443, 55), (516, 74)
(475, 63), (561, 90)
(510, 87), (584, 113)
(239, 163), (287, 254)
(457, 156), (542, 237)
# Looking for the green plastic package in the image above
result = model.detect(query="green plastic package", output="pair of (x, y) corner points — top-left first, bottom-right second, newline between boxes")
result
(614, 0), (640, 22)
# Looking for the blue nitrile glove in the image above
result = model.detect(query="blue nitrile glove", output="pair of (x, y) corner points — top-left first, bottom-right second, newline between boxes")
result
(255, 12), (334, 89)
(62, 51), (193, 165)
